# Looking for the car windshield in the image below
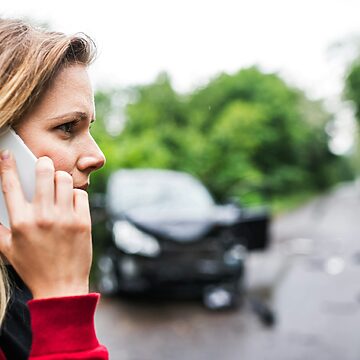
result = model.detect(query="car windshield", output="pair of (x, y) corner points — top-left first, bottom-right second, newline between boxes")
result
(107, 170), (214, 215)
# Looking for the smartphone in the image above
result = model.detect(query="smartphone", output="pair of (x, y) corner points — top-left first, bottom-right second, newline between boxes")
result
(0, 128), (37, 228)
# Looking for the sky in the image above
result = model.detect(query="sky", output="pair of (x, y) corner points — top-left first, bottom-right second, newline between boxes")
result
(2, 0), (360, 103)
(3, 0), (360, 154)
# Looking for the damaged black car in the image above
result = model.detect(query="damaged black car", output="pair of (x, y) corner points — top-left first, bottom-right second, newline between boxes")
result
(93, 169), (270, 310)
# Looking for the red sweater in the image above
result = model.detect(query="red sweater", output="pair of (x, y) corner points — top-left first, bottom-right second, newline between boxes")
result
(0, 293), (108, 360)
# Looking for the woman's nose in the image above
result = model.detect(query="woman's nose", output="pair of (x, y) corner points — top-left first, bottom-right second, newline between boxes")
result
(77, 138), (106, 173)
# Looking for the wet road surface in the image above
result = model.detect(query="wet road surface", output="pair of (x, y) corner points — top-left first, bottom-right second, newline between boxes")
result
(94, 182), (360, 360)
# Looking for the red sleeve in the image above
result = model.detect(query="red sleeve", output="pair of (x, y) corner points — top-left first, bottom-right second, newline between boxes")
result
(27, 293), (108, 360)
(0, 349), (5, 360)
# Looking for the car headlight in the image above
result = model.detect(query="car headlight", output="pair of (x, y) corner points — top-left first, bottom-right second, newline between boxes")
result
(224, 244), (247, 266)
(113, 220), (161, 257)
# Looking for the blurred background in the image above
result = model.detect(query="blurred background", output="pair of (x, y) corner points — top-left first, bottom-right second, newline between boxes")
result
(3, 0), (360, 359)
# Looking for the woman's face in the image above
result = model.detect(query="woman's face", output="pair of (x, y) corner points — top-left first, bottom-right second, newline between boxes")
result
(15, 64), (105, 191)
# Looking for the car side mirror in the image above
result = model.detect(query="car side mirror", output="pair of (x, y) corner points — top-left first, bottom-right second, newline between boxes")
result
(225, 197), (242, 207)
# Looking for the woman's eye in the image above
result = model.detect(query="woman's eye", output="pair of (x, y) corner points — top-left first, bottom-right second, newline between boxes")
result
(57, 121), (78, 134)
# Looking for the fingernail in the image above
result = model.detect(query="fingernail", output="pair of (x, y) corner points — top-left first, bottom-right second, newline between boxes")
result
(0, 150), (10, 160)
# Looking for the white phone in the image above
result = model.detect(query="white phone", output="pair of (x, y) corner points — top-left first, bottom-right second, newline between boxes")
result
(0, 128), (37, 228)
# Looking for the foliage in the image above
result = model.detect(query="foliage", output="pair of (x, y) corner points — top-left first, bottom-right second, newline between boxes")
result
(345, 59), (360, 122)
(90, 67), (352, 207)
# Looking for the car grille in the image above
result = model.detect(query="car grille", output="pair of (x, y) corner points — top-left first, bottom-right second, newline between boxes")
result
(158, 236), (225, 261)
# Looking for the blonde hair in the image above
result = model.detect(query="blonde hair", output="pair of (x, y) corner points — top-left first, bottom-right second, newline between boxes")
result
(0, 18), (96, 323)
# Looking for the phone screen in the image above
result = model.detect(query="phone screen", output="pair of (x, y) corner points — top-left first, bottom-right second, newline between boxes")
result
(0, 128), (37, 227)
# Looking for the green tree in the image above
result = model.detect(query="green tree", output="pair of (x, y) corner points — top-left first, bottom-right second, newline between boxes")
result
(345, 59), (360, 121)
(90, 67), (351, 207)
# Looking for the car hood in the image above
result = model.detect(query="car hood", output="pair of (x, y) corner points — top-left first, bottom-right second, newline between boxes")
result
(122, 205), (241, 243)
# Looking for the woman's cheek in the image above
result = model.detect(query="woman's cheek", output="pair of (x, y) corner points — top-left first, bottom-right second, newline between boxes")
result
(35, 142), (74, 172)
(49, 151), (73, 172)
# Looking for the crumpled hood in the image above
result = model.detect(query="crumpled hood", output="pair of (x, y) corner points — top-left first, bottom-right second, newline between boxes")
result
(123, 204), (241, 243)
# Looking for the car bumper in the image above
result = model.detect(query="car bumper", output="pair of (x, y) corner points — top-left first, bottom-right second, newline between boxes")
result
(116, 254), (244, 293)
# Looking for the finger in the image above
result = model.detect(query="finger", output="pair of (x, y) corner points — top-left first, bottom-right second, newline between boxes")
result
(55, 171), (73, 211)
(0, 150), (27, 221)
(34, 157), (55, 209)
(73, 189), (91, 222)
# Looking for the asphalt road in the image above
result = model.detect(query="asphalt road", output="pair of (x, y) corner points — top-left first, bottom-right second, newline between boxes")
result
(94, 181), (360, 360)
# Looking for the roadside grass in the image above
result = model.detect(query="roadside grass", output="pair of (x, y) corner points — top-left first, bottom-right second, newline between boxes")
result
(268, 190), (321, 217)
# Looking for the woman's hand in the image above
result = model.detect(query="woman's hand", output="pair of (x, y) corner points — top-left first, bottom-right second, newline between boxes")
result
(0, 151), (92, 299)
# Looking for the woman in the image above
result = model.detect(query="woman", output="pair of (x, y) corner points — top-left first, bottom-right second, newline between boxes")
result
(0, 18), (109, 359)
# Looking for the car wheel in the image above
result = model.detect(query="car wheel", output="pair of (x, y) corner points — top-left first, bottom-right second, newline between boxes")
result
(97, 254), (119, 296)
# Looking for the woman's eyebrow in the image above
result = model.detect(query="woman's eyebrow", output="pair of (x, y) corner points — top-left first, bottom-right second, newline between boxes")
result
(48, 111), (93, 122)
